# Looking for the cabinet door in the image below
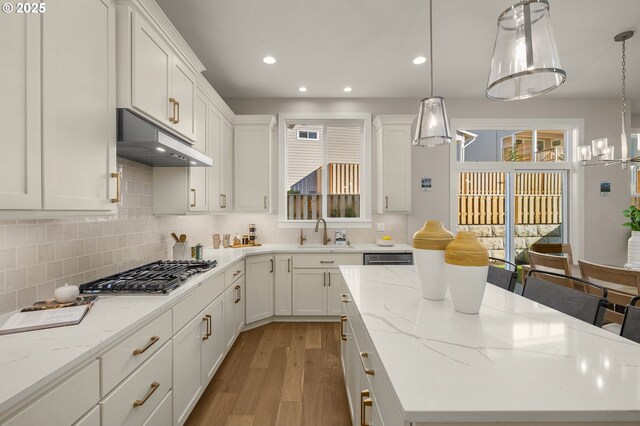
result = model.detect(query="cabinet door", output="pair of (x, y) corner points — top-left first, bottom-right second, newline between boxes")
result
(223, 283), (236, 351)
(132, 13), (171, 127)
(42, 0), (116, 210)
(245, 255), (274, 324)
(327, 270), (346, 315)
(380, 124), (411, 213)
(188, 89), (208, 211)
(234, 125), (270, 212)
(173, 313), (205, 426)
(208, 106), (223, 211)
(342, 316), (356, 423)
(171, 56), (197, 141)
(234, 277), (245, 335)
(220, 119), (234, 210)
(292, 269), (326, 316)
(274, 255), (292, 316)
(202, 295), (225, 385)
(0, 12), (41, 209)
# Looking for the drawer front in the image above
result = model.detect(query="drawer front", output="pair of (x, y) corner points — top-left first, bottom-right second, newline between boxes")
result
(173, 273), (225, 332)
(101, 310), (172, 396)
(142, 390), (172, 426)
(349, 308), (404, 426)
(225, 260), (245, 284)
(73, 406), (100, 426)
(101, 341), (172, 426)
(5, 361), (99, 426)
(292, 253), (362, 269)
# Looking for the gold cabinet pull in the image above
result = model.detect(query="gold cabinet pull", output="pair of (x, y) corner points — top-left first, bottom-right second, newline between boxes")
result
(340, 315), (347, 341)
(320, 260), (335, 264)
(323, 271), (327, 287)
(360, 389), (371, 426)
(169, 98), (177, 123)
(220, 193), (226, 208)
(359, 352), (375, 376)
(263, 195), (267, 209)
(341, 294), (350, 303)
(328, 272), (331, 286)
(202, 315), (211, 340)
(385, 195), (389, 209)
(132, 335), (159, 356)
(110, 172), (121, 203)
(235, 285), (241, 303)
(133, 382), (160, 407)
(190, 188), (196, 207)
(232, 269), (242, 277)
(270, 259), (274, 273)
(175, 100), (180, 124)
(288, 258), (291, 273)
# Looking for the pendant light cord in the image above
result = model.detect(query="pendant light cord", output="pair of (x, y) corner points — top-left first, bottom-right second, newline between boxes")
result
(622, 39), (627, 114)
(429, 0), (434, 97)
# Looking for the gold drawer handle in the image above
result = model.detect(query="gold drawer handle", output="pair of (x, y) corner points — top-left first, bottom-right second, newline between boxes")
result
(169, 98), (177, 123)
(361, 389), (371, 426)
(190, 188), (196, 207)
(132, 335), (159, 356)
(320, 260), (335, 264)
(359, 352), (375, 376)
(341, 294), (350, 303)
(133, 381), (160, 407)
(235, 285), (241, 303)
(340, 315), (347, 341)
(111, 172), (121, 203)
(202, 315), (211, 340)
(233, 269), (242, 277)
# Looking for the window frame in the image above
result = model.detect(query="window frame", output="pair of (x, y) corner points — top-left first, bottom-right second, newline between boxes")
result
(277, 112), (372, 228)
(450, 118), (585, 262)
(296, 129), (320, 141)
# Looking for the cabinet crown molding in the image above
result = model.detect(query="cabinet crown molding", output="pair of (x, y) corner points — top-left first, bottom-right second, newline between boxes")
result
(233, 115), (277, 129)
(373, 115), (417, 129)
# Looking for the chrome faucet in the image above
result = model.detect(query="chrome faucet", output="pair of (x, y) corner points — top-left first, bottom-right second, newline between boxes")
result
(314, 218), (331, 245)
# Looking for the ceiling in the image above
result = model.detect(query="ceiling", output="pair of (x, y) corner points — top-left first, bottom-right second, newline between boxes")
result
(155, 0), (640, 105)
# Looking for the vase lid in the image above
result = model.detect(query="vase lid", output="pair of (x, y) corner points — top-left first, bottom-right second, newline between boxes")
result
(445, 231), (489, 266)
(413, 220), (454, 250)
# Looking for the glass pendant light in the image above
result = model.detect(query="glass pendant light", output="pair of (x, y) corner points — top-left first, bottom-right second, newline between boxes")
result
(486, 0), (566, 101)
(413, 0), (451, 147)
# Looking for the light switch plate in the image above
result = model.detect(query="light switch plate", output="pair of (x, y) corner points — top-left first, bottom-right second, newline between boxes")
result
(376, 223), (385, 232)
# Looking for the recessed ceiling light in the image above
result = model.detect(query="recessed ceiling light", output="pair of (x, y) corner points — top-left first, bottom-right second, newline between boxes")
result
(299, 86), (307, 92)
(263, 56), (276, 65)
(343, 86), (352, 93)
(413, 56), (427, 65)
(156, 147), (166, 152)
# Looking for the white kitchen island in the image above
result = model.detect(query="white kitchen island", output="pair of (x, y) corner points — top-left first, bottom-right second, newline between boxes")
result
(339, 265), (640, 425)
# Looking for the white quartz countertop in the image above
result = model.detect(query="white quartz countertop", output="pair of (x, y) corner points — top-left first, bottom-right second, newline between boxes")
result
(339, 265), (640, 423)
(0, 243), (410, 416)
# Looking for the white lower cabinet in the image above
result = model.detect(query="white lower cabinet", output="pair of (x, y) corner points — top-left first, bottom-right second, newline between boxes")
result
(292, 269), (327, 315)
(73, 406), (100, 426)
(224, 274), (245, 351)
(173, 293), (225, 426)
(274, 255), (292, 316)
(143, 391), (172, 426)
(245, 254), (274, 324)
(101, 342), (172, 426)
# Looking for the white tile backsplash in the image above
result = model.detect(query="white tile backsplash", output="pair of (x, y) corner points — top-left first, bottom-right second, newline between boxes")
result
(0, 158), (217, 315)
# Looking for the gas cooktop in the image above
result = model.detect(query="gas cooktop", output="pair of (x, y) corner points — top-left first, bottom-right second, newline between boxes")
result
(79, 260), (217, 295)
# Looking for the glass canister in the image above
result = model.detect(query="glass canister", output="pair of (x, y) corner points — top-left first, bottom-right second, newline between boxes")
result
(249, 224), (256, 244)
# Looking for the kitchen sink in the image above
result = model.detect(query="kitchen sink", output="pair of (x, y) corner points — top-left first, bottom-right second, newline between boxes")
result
(297, 244), (355, 250)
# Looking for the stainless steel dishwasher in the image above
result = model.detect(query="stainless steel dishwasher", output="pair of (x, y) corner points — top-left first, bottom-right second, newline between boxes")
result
(363, 253), (413, 265)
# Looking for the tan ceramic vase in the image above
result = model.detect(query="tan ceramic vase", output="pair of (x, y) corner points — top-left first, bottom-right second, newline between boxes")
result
(445, 231), (489, 314)
(413, 220), (454, 300)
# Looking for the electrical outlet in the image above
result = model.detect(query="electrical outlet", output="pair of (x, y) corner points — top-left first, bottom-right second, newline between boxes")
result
(376, 223), (385, 232)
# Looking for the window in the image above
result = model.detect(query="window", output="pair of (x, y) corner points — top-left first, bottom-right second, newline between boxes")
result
(451, 119), (581, 265)
(297, 129), (319, 140)
(278, 113), (372, 225)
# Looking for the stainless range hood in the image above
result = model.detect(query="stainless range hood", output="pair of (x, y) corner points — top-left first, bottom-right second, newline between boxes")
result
(117, 109), (212, 167)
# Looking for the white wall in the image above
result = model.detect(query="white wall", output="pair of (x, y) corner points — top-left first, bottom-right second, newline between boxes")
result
(228, 97), (631, 265)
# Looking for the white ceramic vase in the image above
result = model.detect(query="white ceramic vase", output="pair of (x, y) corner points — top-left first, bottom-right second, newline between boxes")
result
(414, 248), (448, 300)
(628, 231), (640, 266)
(446, 264), (489, 314)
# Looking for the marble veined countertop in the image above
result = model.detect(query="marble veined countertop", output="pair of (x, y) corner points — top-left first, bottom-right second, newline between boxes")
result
(0, 243), (410, 417)
(339, 265), (640, 423)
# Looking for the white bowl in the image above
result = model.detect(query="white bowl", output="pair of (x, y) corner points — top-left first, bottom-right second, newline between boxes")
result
(376, 238), (394, 247)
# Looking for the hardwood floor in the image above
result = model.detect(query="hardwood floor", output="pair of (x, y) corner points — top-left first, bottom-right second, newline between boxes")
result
(186, 322), (352, 426)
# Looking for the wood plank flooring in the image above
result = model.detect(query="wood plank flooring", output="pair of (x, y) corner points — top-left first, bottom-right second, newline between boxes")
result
(186, 322), (351, 426)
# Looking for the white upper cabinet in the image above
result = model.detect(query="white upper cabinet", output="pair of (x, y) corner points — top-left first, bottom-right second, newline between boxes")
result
(188, 88), (209, 212)
(117, 0), (202, 143)
(0, 13), (41, 209)
(234, 116), (276, 212)
(220, 119), (234, 210)
(373, 115), (415, 214)
(42, 0), (117, 211)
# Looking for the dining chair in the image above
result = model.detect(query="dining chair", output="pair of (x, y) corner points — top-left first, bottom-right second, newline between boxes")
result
(620, 296), (640, 344)
(578, 260), (640, 325)
(530, 243), (573, 264)
(523, 270), (608, 326)
(527, 251), (583, 291)
(487, 257), (518, 292)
